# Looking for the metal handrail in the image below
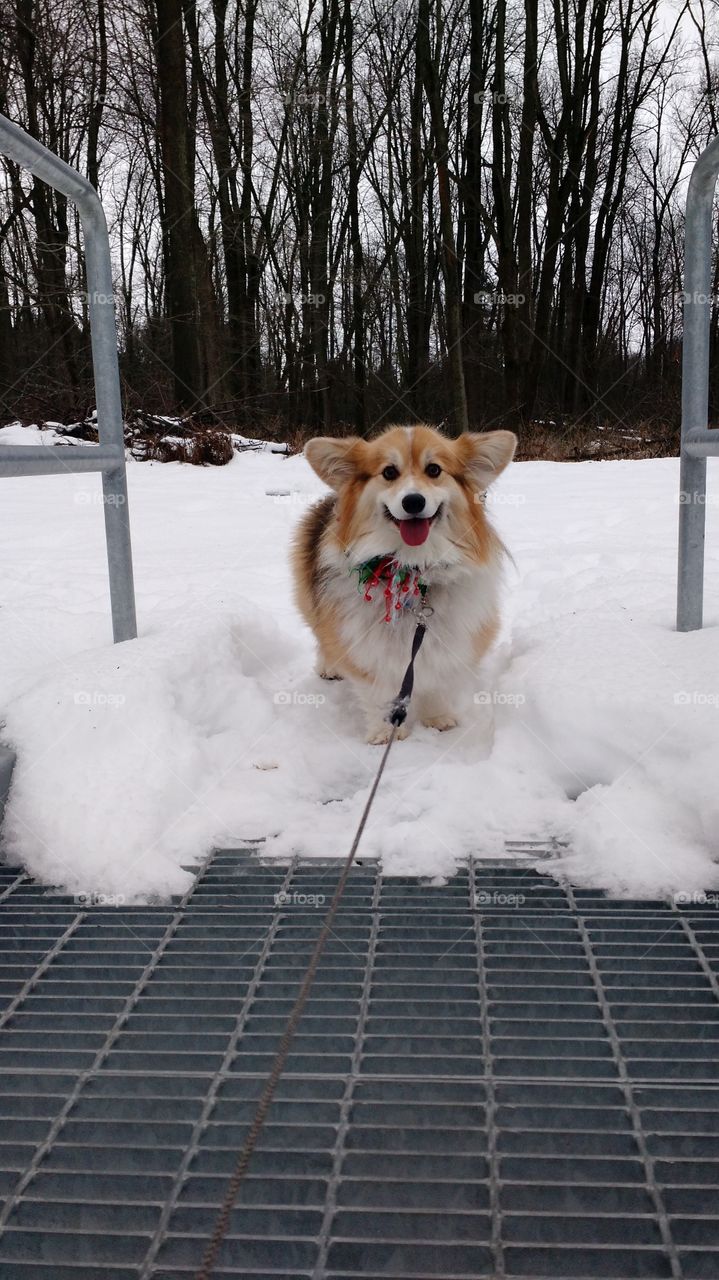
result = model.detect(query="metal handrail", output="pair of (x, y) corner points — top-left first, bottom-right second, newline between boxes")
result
(677, 135), (719, 631)
(0, 114), (137, 643)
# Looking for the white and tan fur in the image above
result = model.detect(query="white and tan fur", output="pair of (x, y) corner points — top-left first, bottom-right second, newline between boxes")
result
(292, 424), (517, 743)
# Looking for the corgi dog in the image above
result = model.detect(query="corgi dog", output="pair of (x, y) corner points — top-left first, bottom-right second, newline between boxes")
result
(293, 424), (517, 744)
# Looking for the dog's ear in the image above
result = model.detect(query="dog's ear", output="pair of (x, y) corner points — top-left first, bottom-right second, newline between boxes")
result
(459, 430), (517, 492)
(304, 436), (365, 488)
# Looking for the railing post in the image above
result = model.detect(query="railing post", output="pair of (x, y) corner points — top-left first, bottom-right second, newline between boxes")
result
(677, 135), (719, 632)
(0, 114), (137, 643)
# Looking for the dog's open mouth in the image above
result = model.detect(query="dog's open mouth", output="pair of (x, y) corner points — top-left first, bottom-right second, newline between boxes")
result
(384, 505), (441, 547)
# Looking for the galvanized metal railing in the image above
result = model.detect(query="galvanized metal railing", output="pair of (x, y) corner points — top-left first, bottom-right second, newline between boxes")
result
(0, 114), (137, 643)
(677, 136), (719, 631)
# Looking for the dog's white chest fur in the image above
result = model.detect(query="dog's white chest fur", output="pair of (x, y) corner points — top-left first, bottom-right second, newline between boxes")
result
(324, 551), (501, 700)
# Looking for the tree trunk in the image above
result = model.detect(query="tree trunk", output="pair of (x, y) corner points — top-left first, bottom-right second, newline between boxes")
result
(416, 0), (468, 435)
(514, 0), (539, 420)
(462, 0), (489, 425)
(86, 0), (107, 192)
(489, 0), (521, 415)
(343, 0), (366, 433)
(155, 0), (205, 410)
(406, 54), (429, 416)
(16, 0), (79, 400)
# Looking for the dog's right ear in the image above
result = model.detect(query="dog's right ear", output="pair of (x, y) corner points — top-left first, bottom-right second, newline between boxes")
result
(304, 436), (364, 489)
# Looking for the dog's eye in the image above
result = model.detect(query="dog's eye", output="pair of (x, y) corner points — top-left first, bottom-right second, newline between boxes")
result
(382, 465), (399, 481)
(425, 463), (442, 478)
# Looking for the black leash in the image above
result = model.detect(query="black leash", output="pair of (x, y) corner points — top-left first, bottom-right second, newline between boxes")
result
(197, 617), (428, 1280)
(388, 614), (427, 725)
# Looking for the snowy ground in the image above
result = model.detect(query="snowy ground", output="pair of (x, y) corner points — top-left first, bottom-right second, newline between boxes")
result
(1, 426), (718, 902)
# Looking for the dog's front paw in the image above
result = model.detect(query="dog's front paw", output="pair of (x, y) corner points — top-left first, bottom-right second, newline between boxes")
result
(367, 721), (409, 745)
(422, 713), (458, 732)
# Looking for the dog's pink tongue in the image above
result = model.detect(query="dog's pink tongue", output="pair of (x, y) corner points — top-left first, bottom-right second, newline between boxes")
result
(399, 517), (431, 546)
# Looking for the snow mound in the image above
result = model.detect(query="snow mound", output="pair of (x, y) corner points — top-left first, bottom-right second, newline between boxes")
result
(1, 613), (285, 897)
(0, 449), (718, 900)
(0, 421), (79, 447)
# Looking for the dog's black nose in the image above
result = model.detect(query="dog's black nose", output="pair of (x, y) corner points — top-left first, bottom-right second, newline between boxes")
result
(402, 492), (426, 515)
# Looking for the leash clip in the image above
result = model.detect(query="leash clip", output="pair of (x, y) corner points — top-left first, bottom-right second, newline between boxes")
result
(389, 696), (410, 727)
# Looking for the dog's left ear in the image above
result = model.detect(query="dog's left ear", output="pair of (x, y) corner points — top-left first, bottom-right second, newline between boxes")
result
(304, 436), (365, 489)
(458, 430), (517, 492)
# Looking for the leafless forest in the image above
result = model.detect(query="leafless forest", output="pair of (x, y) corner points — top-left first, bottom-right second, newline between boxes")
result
(1, 0), (718, 446)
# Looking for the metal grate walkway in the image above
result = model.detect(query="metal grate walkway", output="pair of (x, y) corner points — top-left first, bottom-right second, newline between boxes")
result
(0, 848), (716, 1278)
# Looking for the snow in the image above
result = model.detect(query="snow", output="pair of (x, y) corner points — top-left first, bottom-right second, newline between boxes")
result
(0, 421), (82, 447)
(0, 428), (718, 902)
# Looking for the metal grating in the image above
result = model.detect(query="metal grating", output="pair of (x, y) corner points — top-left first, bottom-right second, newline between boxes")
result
(0, 850), (716, 1278)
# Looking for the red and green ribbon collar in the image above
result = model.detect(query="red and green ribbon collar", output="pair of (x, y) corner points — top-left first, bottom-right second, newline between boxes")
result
(351, 556), (428, 623)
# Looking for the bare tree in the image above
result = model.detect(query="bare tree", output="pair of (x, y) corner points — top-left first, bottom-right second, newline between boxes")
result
(0, 0), (708, 437)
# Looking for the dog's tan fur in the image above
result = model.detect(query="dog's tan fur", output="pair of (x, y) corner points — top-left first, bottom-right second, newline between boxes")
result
(293, 424), (517, 742)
